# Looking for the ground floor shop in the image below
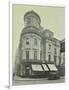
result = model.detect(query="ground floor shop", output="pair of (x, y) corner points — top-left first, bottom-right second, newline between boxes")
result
(15, 61), (60, 79)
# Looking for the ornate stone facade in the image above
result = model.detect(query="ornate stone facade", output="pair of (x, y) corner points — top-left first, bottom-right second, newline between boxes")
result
(15, 10), (63, 76)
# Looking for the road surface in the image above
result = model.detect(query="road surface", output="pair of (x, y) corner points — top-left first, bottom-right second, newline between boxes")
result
(13, 76), (65, 85)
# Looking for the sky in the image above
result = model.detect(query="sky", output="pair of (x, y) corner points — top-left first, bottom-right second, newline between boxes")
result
(12, 4), (65, 66)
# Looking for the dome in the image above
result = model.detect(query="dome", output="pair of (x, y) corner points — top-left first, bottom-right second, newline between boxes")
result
(24, 10), (41, 24)
(42, 29), (54, 38)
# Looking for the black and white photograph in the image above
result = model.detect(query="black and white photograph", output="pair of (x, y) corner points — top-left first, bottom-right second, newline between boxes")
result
(12, 4), (65, 86)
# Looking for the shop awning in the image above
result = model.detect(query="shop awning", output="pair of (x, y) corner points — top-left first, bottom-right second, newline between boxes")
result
(31, 64), (43, 71)
(42, 64), (49, 71)
(47, 64), (58, 71)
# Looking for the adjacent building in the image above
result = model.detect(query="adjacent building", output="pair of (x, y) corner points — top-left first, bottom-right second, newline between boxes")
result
(60, 39), (65, 65)
(59, 39), (65, 76)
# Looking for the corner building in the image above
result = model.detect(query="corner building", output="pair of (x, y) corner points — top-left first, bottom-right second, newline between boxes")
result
(15, 10), (61, 77)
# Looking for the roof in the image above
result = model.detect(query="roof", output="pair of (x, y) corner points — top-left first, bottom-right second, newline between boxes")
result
(24, 10), (41, 23)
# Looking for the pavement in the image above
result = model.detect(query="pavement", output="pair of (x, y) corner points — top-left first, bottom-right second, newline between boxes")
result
(13, 75), (49, 81)
(13, 75), (65, 85)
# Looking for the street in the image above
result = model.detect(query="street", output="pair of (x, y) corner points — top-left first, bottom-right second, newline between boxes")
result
(13, 76), (65, 85)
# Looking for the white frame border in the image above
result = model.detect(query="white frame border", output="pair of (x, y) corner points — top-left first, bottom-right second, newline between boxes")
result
(9, 0), (66, 88)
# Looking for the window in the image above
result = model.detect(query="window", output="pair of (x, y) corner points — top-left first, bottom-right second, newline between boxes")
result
(34, 51), (37, 60)
(54, 56), (57, 64)
(48, 55), (51, 62)
(40, 51), (42, 60)
(34, 38), (37, 45)
(26, 41), (29, 45)
(26, 51), (29, 60)
(26, 38), (29, 45)
(54, 48), (57, 54)
(49, 44), (51, 49)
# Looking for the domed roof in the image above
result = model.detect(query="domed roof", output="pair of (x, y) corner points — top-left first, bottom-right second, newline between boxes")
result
(24, 10), (41, 23)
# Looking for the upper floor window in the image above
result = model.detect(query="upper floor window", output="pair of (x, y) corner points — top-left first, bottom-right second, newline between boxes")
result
(26, 38), (29, 45)
(34, 38), (37, 46)
(40, 50), (42, 60)
(49, 44), (51, 49)
(54, 55), (57, 64)
(34, 51), (37, 60)
(54, 48), (57, 54)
